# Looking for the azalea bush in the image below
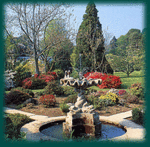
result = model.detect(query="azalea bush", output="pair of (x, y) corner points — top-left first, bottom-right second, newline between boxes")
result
(39, 94), (56, 107)
(118, 89), (127, 96)
(84, 72), (122, 89)
(22, 73), (57, 89)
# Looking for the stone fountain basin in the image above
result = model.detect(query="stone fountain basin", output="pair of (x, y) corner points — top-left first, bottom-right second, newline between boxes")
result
(20, 112), (145, 142)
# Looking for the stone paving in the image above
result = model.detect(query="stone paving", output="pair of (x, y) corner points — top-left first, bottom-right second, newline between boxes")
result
(4, 107), (145, 142)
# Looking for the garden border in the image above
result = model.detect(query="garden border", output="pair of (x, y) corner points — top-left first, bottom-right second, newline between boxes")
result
(4, 107), (145, 142)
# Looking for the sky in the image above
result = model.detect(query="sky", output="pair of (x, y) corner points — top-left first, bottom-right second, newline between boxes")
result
(71, 3), (145, 39)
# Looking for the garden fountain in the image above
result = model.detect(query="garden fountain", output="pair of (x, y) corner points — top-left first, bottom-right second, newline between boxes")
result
(60, 53), (102, 137)
(39, 55), (127, 141)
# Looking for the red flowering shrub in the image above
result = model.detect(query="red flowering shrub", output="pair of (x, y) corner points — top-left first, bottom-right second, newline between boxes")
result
(22, 73), (56, 89)
(84, 72), (122, 89)
(22, 78), (32, 89)
(39, 94), (56, 107)
(38, 74), (55, 83)
(47, 71), (57, 79)
(84, 71), (94, 78)
(118, 90), (126, 96)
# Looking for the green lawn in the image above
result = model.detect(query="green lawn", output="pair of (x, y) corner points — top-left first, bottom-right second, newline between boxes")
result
(114, 70), (145, 89)
(90, 70), (145, 91)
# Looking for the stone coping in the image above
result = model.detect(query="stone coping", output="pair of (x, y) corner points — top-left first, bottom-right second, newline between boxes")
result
(4, 107), (145, 142)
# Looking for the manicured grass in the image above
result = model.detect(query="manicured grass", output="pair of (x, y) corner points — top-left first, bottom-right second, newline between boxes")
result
(90, 70), (145, 91)
(114, 70), (145, 89)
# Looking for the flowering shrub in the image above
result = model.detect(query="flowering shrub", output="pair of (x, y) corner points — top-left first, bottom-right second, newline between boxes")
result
(118, 90), (126, 96)
(38, 74), (55, 83)
(39, 94), (56, 107)
(84, 71), (94, 78)
(47, 71), (57, 79)
(129, 82), (144, 100)
(84, 72), (122, 89)
(22, 73), (56, 89)
(22, 78), (32, 89)
(99, 92), (119, 104)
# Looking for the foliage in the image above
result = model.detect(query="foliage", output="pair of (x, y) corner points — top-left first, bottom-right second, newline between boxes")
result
(53, 69), (64, 79)
(118, 89), (126, 96)
(41, 19), (74, 72)
(64, 94), (78, 104)
(86, 95), (114, 109)
(44, 80), (64, 96)
(14, 61), (31, 87)
(22, 73), (57, 89)
(107, 29), (145, 76)
(39, 94), (56, 107)
(4, 113), (33, 140)
(5, 89), (31, 105)
(99, 92), (119, 104)
(85, 72), (122, 89)
(71, 2), (113, 74)
(126, 94), (139, 104)
(129, 82), (144, 100)
(132, 108), (144, 125)
(12, 87), (34, 97)
(59, 102), (70, 113)
(22, 77), (47, 89)
(62, 86), (76, 96)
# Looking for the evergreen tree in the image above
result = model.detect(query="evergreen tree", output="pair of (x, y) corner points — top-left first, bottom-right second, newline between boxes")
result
(71, 2), (113, 74)
(109, 36), (117, 55)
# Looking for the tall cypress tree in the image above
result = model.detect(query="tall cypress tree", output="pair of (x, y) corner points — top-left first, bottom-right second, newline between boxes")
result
(71, 2), (113, 74)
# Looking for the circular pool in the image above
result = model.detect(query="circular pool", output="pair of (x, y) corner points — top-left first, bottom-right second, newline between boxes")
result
(40, 121), (126, 141)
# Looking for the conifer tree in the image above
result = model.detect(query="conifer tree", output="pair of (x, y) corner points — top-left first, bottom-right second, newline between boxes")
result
(71, 2), (113, 74)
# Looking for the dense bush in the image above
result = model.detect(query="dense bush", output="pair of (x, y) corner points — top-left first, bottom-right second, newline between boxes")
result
(132, 108), (144, 125)
(59, 102), (70, 113)
(39, 94), (56, 107)
(127, 95), (139, 104)
(118, 89), (127, 96)
(99, 92), (119, 104)
(84, 72), (122, 89)
(62, 86), (76, 96)
(86, 95), (114, 109)
(44, 81), (64, 96)
(129, 82), (144, 100)
(4, 113), (33, 140)
(22, 73), (57, 89)
(53, 69), (64, 79)
(64, 94), (78, 104)
(12, 87), (34, 97)
(14, 62), (31, 87)
(5, 89), (31, 105)
(22, 77), (47, 89)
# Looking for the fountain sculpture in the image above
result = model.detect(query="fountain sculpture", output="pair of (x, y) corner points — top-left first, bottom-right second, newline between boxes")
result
(60, 69), (102, 137)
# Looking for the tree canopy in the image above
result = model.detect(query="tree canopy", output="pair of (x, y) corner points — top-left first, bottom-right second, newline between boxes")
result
(71, 2), (113, 74)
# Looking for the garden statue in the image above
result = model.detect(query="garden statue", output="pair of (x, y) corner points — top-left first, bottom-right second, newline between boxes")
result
(60, 70), (102, 137)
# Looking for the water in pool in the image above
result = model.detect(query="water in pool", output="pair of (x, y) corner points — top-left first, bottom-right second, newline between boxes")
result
(41, 122), (126, 141)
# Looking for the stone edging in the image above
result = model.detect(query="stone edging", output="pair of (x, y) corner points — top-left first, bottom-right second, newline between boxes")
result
(4, 107), (145, 142)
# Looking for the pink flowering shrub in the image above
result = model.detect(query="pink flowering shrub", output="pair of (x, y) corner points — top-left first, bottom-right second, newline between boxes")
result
(118, 90), (126, 96)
